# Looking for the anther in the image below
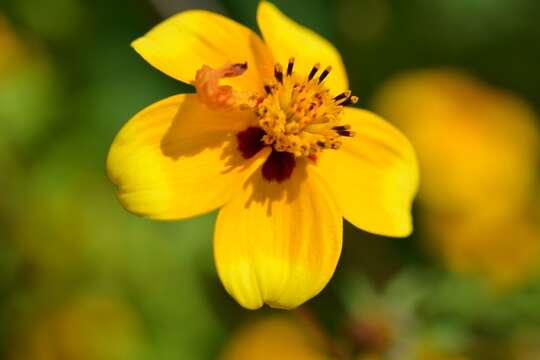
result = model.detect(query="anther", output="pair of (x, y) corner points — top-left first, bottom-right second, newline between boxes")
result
(341, 95), (359, 106)
(287, 57), (295, 76)
(318, 66), (332, 83)
(333, 91), (351, 102)
(274, 63), (284, 83)
(308, 63), (320, 81)
(264, 83), (273, 95)
(254, 58), (356, 163)
(336, 130), (355, 137)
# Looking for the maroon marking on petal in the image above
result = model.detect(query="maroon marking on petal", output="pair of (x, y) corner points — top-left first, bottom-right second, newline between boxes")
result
(262, 150), (296, 183)
(237, 126), (266, 159)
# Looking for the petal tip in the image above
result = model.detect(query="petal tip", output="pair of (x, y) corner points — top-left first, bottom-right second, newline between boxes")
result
(256, 0), (348, 91)
(130, 37), (145, 54)
(257, 0), (274, 13)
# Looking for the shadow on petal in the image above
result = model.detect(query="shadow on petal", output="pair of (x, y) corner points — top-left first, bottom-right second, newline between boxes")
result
(242, 158), (309, 217)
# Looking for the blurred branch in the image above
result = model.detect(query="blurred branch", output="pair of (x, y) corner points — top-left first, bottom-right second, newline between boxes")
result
(149, 0), (224, 18)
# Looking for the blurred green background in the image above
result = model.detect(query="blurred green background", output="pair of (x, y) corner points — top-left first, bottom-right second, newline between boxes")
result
(1, 0), (540, 359)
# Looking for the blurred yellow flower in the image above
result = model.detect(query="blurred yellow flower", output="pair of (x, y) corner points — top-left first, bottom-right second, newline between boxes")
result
(374, 69), (540, 289)
(0, 15), (25, 76)
(424, 211), (540, 290)
(374, 69), (539, 216)
(219, 314), (329, 360)
(107, 2), (418, 309)
(9, 295), (145, 360)
(0, 13), (60, 149)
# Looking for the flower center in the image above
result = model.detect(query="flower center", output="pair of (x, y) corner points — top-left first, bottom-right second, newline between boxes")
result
(193, 59), (358, 182)
(256, 58), (357, 158)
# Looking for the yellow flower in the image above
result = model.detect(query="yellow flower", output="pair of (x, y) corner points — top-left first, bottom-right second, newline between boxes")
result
(373, 69), (540, 289)
(374, 69), (540, 216)
(0, 14), (25, 76)
(107, 2), (418, 309)
(219, 314), (329, 360)
(9, 295), (145, 360)
(424, 211), (540, 290)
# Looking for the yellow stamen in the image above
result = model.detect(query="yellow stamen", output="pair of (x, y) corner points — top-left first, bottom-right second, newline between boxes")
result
(193, 60), (358, 158)
(255, 60), (356, 158)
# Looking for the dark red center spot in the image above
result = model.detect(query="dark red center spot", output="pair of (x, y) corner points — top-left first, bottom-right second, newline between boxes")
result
(236, 126), (265, 159)
(262, 150), (296, 183)
(236, 126), (296, 183)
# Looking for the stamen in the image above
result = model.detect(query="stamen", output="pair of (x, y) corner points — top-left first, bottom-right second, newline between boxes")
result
(341, 95), (359, 106)
(336, 130), (355, 137)
(264, 83), (273, 95)
(274, 63), (283, 83)
(247, 58), (359, 173)
(333, 91), (351, 102)
(287, 57), (295, 76)
(318, 66), (332, 83)
(307, 63), (320, 81)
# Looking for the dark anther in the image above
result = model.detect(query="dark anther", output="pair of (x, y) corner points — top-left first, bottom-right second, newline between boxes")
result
(264, 84), (273, 94)
(287, 58), (295, 76)
(318, 66), (332, 83)
(333, 91), (350, 102)
(341, 96), (358, 106)
(308, 63), (320, 81)
(336, 130), (352, 137)
(274, 63), (283, 83)
(333, 125), (350, 131)
(236, 127), (266, 159)
(262, 150), (296, 183)
(316, 140), (326, 147)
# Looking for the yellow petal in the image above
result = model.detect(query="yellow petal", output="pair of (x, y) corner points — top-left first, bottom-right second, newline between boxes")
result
(107, 94), (269, 219)
(373, 69), (540, 215)
(214, 162), (342, 310)
(132, 10), (273, 92)
(257, 1), (348, 93)
(316, 108), (418, 237)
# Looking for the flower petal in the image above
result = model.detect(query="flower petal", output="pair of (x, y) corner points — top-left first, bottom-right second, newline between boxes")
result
(316, 108), (418, 237)
(257, 1), (348, 93)
(132, 10), (273, 92)
(107, 94), (269, 220)
(214, 162), (342, 310)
